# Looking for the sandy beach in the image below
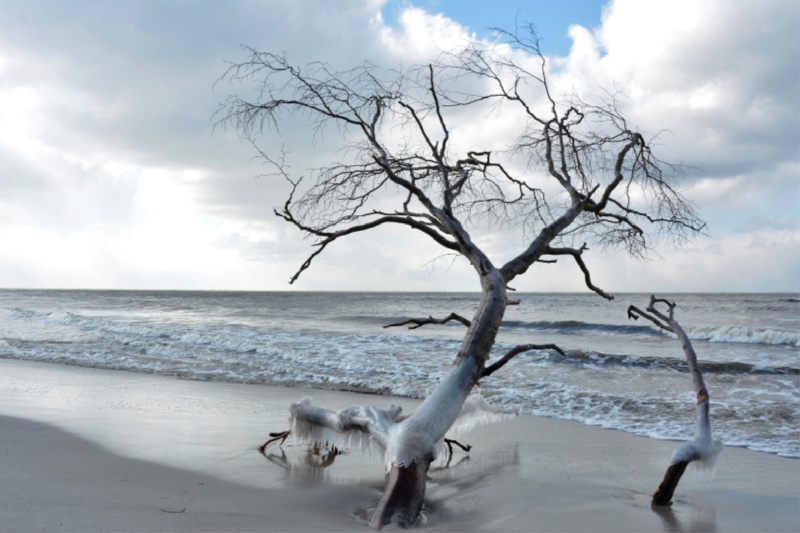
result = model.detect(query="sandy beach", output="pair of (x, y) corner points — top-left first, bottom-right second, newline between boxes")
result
(1, 358), (797, 532)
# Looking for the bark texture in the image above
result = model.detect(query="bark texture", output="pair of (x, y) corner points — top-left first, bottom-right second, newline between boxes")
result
(651, 460), (690, 506)
(370, 461), (430, 529)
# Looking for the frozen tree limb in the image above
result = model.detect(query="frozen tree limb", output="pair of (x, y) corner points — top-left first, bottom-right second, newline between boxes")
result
(628, 296), (723, 505)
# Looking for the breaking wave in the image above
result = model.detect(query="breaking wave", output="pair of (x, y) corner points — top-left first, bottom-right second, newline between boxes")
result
(684, 325), (799, 346)
(2, 291), (799, 458)
(497, 346), (799, 375)
(500, 319), (663, 337)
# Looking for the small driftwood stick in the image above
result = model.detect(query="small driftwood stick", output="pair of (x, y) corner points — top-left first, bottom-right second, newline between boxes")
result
(259, 430), (291, 453)
(444, 437), (472, 455)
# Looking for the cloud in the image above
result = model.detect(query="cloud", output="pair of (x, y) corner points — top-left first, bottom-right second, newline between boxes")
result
(551, 0), (799, 180)
(0, 0), (796, 291)
(736, 217), (800, 234)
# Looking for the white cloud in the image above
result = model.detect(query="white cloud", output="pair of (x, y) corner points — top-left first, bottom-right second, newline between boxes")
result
(0, 0), (796, 292)
(378, 6), (475, 61)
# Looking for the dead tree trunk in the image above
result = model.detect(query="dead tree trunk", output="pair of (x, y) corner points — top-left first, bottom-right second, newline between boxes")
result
(370, 268), (507, 527)
(218, 26), (705, 529)
(628, 296), (723, 505)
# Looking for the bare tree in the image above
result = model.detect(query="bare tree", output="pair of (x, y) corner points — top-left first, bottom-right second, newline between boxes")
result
(217, 27), (705, 529)
(627, 296), (723, 506)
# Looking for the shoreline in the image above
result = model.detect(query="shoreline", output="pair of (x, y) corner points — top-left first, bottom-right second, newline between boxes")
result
(3, 353), (796, 459)
(1, 358), (798, 532)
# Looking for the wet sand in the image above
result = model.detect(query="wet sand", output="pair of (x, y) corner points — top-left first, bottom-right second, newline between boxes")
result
(0, 358), (797, 532)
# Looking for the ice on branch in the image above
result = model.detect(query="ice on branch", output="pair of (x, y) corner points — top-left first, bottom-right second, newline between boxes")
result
(287, 389), (516, 466)
(627, 296), (724, 505)
(670, 403), (723, 474)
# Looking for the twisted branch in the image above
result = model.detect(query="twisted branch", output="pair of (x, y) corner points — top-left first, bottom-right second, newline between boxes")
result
(481, 343), (566, 378)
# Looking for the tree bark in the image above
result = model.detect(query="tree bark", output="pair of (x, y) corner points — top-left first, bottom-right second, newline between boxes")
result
(369, 269), (507, 529)
(370, 461), (430, 529)
(651, 460), (690, 505)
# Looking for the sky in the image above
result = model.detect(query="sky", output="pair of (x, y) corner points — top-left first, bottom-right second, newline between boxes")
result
(0, 0), (797, 293)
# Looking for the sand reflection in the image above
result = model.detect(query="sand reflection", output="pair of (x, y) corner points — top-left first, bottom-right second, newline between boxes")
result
(261, 441), (346, 485)
(652, 501), (718, 533)
(261, 439), (521, 524)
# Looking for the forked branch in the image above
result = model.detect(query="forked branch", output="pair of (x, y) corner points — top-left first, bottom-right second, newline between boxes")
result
(444, 437), (472, 455)
(481, 343), (566, 378)
(259, 430), (291, 453)
(543, 244), (613, 300)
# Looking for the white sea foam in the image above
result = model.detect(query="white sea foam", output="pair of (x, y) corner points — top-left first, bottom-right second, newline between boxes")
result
(684, 325), (799, 346)
(1, 291), (798, 457)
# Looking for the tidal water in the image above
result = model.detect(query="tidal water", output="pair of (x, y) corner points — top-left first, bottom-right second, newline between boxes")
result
(1, 290), (797, 457)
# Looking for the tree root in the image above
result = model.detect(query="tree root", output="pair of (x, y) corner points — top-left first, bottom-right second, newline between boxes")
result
(444, 437), (472, 455)
(259, 430), (291, 453)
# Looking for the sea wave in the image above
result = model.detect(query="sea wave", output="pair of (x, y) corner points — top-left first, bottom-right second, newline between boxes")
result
(3, 307), (53, 319)
(2, 301), (798, 458)
(684, 325), (799, 346)
(346, 316), (670, 337)
(497, 346), (799, 375)
(501, 319), (665, 337)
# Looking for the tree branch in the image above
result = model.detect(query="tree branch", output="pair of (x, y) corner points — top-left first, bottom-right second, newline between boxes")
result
(626, 305), (674, 333)
(481, 343), (565, 378)
(283, 215), (460, 284)
(258, 430), (291, 453)
(542, 244), (614, 300)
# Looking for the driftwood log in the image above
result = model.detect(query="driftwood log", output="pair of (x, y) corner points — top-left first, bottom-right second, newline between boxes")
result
(628, 296), (723, 505)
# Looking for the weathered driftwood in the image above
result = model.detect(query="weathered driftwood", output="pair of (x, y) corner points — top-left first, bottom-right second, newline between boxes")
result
(628, 296), (723, 505)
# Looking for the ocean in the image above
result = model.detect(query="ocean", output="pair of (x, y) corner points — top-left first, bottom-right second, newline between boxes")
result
(0, 290), (797, 457)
